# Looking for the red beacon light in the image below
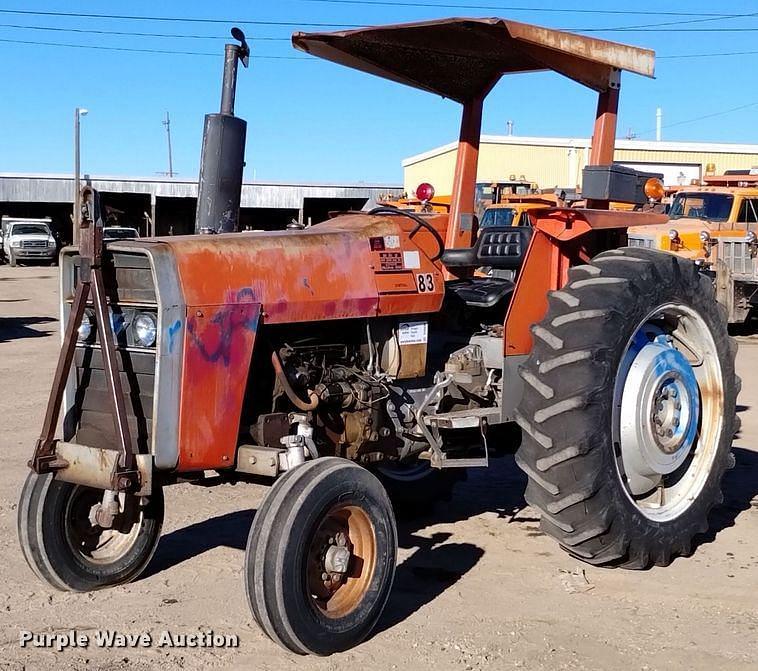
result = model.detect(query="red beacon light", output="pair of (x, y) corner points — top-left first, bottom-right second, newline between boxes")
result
(415, 182), (435, 203)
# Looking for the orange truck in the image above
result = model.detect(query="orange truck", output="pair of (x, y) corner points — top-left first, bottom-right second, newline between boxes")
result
(20, 18), (737, 655)
(628, 175), (758, 322)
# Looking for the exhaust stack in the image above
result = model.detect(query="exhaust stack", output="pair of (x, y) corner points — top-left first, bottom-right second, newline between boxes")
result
(195, 28), (250, 234)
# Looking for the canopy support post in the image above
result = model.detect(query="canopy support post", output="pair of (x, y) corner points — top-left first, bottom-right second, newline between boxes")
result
(587, 69), (621, 209)
(445, 94), (485, 278)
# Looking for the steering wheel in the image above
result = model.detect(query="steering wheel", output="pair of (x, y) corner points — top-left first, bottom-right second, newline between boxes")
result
(368, 207), (445, 262)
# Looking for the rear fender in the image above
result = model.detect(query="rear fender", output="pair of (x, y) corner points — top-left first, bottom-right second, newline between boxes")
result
(504, 208), (668, 356)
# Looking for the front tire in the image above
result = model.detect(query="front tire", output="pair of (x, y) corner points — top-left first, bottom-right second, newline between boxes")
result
(515, 248), (737, 568)
(245, 458), (397, 655)
(18, 472), (164, 591)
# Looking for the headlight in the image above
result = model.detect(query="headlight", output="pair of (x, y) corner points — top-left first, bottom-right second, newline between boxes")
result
(668, 229), (680, 242)
(48, 240), (56, 248)
(11, 240), (21, 248)
(133, 313), (157, 347)
(77, 310), (93, 342)
(746, 231), (757, 245)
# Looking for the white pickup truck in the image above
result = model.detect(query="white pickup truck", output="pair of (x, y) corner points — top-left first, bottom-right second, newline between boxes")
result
(0, 216), (58, 267)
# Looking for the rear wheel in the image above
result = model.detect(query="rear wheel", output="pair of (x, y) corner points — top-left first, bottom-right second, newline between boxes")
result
(515, 248), (738, 568)
(18, 472), (164, 591)
(245, 458), (397, 655)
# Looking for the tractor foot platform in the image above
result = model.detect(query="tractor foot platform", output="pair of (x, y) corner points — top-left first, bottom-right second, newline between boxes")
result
(421, 407), (496, 469)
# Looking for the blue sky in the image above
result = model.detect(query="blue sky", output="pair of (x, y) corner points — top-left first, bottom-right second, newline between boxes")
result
(2, 1), (758, 184)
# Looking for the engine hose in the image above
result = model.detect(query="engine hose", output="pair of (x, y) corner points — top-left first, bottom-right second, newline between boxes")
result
(270, 350), (320, 411)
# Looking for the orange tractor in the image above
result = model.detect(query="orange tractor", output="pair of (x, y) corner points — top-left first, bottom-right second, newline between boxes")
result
(20, 18), (738, 655)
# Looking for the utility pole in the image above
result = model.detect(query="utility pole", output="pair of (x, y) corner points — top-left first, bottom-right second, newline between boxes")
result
(73, 107), (88, 246)
(163, 111), (174, 178)
(656, 107), (663, 142)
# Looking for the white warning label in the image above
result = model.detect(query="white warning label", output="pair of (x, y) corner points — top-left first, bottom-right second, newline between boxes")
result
(398, 321), (428, 345)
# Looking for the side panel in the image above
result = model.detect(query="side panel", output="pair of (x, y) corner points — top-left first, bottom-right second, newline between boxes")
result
(504, 229), (570, 356)
(177, 302), (261, 471)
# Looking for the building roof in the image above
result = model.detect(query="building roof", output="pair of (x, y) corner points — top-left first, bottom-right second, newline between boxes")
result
(0, 172), (400, 190)
(402, 135), (758, 167)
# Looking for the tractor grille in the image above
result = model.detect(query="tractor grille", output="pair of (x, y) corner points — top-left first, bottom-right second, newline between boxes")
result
(72, 347), (155, 454)
(21, 240), (47, 249)
(66, 251), (157, 454)
(627, 235), (654, 249)
(719, 238), (758, 279)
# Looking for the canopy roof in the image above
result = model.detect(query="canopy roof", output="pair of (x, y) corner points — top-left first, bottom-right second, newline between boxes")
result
(293, 17), (655, 103)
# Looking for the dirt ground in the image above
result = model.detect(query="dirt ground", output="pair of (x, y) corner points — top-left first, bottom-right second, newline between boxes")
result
(0, 264), (756, 671)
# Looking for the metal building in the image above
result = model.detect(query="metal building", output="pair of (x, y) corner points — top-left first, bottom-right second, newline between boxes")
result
(0, 173), (401, 243)
(403, 135), (758, 195)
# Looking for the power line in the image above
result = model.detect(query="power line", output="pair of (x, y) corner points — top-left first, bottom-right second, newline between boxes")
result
(0, 37), (311, 58)
(0, 22), (291, 40)
(636, 102), (758, 138)
(290, 1), (734, 18)
(0, 6), (749, 31)
(659, 50), (758, 60)
(0, 8), (362, 27)
(2, 30), (758, 63)
(582, 27), (758, 32)
(567, 9), (758, 32)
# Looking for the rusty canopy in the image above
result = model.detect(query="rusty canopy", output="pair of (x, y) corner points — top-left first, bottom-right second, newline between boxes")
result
(293, 17), (655, 102)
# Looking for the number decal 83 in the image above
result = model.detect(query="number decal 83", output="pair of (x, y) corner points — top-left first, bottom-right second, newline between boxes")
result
(415, 273), (435, 293)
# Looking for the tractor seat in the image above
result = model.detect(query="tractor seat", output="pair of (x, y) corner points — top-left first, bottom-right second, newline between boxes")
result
(441, 225), (532, 271)
(441, 225), (531, 308)
(446, 277), (514, 308)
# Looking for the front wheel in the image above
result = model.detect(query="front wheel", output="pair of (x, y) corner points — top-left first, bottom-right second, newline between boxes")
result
(18, 472), (164, 591)
(245, 458), (397, 655)
(515, 248), (738, 568)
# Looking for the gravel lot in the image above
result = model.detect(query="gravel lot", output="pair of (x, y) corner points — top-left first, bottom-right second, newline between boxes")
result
(1, 264), (757, 670)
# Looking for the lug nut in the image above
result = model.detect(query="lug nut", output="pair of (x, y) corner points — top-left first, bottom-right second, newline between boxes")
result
(666, 429), (673, 438)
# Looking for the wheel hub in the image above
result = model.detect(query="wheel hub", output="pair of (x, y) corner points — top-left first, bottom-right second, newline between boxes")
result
(619, 335), (700, 495)
(307, 504), (376, 619)
(324, 533), (352, 575)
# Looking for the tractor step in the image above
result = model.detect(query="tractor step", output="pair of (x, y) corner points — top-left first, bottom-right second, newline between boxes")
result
(423, 406), (500, 429)
(422, 407), (495, 469)
(429, 453), (489, 469)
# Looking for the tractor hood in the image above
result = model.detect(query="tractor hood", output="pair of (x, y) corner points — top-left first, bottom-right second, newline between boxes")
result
(109, 213), (447, 324)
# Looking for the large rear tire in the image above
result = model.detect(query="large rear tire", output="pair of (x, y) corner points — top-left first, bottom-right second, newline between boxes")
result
(245, 458), (397, 655)
(515, 247), (738, 568)
(18, 472), (164, 591)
